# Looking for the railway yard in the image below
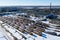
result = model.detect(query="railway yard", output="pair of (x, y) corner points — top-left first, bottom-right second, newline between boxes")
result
(0, 13), (60, 40)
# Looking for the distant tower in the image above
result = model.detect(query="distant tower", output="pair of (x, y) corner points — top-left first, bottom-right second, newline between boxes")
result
(46, 2), (58, 19)
(50, 2), (52, 13)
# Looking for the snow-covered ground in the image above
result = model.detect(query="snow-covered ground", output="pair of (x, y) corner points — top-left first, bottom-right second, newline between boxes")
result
(42, 21), (60, 36)
(0, 28), (9, 40)
(42, 32), (60, 40)
(0, 24), (10, 40)
(0, 21), (60, 40)
(41, 21), (59, 26)
(2, 23), (43, 40)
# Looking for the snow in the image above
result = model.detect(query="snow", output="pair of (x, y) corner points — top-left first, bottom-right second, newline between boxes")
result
(0, 37), (8, 40)
(3, 24), (22, 39)
(16, 13), (27, 15)
(30, 16), (40, 21)
(0, 21), (3, 24)
(0, 27), (9, 40)
(42, 21), (59, 26)
(21, 38), (25, 40)
(42, 32), (60, 40)
(0, 21), (60, 40)
(2, 23), (44, 40)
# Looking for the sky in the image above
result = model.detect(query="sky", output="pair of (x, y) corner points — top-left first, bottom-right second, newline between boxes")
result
(0, 0), (60, 6)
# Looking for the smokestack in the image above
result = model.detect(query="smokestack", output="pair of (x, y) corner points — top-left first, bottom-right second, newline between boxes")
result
(50, 2), (52, 13)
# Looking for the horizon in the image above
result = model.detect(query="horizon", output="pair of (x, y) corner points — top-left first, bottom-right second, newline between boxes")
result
(0, 0), (60, 6)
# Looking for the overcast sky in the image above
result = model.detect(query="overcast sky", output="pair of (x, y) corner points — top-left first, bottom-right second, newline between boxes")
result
(0, 0), (60, 6)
